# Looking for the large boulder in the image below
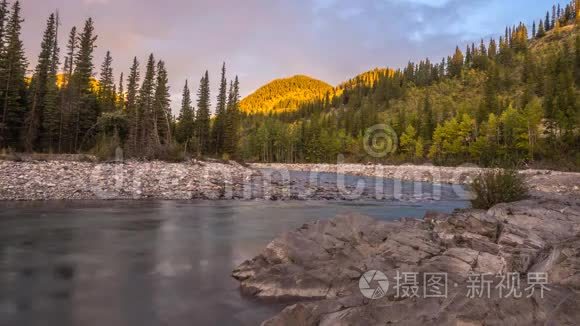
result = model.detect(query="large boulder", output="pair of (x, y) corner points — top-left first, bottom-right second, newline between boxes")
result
(233, 198), (580, 325)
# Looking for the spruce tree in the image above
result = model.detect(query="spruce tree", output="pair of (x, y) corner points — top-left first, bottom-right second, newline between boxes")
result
(71, 18), (98, 151)
(57, 26), (77, 152)
(448, 46), (464, 78)
(125, 57), (140, 154)
(98, 50), (115, 112)
(537, 19), (546, 38)
(552, 5), (557, 29)
(0, 1), (27, 150)
(117, 72), (124, 110)
(176, 80), (195, 145)
(545, 11), (551, 31)
(488, 39), (497, 58)
(42, 12), (60, 152)
(195, 71), (211, 155)
(137, 54), (156, 156)
(224, 76), (240, 157)
(212, 62), (227, 154)
(153, 60), (171, 146)
(24, 13), (57, 151)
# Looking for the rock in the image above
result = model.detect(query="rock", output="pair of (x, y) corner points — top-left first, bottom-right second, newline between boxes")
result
(234, 198), (580, 325)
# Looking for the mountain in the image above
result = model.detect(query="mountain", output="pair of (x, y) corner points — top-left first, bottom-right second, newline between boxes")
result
(240, 75), (333, 114)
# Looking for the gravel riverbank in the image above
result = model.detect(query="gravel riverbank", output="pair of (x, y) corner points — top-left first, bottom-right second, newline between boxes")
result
(1, 161), (579, 201)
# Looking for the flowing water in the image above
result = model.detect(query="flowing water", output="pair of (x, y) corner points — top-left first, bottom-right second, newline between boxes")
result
(0, 173), (469, 326)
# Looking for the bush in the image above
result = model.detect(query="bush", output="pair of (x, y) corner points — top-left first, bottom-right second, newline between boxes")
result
(470, 169), (529, 209)
(151, 143), (186, 162)
(92, 134), (122, 162)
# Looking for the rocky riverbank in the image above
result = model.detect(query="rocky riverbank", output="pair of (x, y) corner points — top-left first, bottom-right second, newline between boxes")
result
(0, 160), (258, 200)
(1, 160), (580, 201)
(253, 163), (580, 199)
(233, 197), (580, 325)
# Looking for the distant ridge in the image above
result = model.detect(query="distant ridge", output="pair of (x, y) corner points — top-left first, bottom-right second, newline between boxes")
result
(240, 75), (333, 114)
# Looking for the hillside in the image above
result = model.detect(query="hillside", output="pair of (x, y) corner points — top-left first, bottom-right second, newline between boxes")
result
(337, 68), (395, 89)
(238, 12), (580, 169)
(240, 75), (333, 114)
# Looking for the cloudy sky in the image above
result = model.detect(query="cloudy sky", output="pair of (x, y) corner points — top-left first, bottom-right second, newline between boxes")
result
(21, 0), (551, 112)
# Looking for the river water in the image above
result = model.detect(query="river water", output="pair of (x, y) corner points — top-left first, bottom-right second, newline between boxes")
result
(0, 173), (469, 326)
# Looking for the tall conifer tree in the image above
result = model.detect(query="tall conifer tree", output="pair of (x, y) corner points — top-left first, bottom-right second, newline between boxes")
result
(98, 50), (115, 112)
(212, 62), (227, 154)
(195, 71), (211, 154)
(71, 18), (98, 151)
(24, 13), (57, 151)
(43, 12), (60, 152)
(137, 54), (156, 155)
(153, 60), (171, 146)
(176, 80), (195, 145)
(125, 57), (140, 154)
(0, 1), (27, 149)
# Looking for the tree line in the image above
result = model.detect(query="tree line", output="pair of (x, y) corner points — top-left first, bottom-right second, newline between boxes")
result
(0, 1), (241, 160)
(238, 0), (580, 170)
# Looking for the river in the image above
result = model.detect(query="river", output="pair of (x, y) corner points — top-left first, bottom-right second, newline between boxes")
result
(0, 173), (469, 326)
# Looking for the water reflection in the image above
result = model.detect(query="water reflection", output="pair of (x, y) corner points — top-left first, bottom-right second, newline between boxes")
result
(0, 195), (468, 325)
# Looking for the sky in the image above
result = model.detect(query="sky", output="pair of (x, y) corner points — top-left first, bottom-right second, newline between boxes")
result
(20, 0), (554, 112)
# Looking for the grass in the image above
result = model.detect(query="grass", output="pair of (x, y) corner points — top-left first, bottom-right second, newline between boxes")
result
(470, 169), (529, 209)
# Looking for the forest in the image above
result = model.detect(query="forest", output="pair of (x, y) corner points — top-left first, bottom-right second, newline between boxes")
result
(0, 0), (579, 170)
(0, 0), (241, 161)
(237, 1), (580, 170)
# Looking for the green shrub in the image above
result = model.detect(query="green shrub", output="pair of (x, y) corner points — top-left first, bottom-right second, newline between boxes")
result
(470, 169), (529, 209)
(92, 134), (122, 162)
(152, 143), (186, 162)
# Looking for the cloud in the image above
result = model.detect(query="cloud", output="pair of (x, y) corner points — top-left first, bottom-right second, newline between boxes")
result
(390, 0), (452, 8)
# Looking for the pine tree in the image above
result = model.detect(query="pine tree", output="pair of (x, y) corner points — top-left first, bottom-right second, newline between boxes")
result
(532, 21), (536, 39)
(117, 72), (124, 110)
(479, 39), (487, 56)
(546, 11), (551, 31)
(449, 46), (464, 78)
(57, 26), (77, 152)
(24, 13), (57, 151)
(212, 62), (227, 154)
(465, 45), (472, 67)
(176, 80), (194, 145)
(137, 54), (156, 156)
(0, 1), (27, 150)
(195, 71), (211, 155)
(537, 19), (546, 38)
(125, 57), (140, 154)
(153, 60), (171, 146)
(488, 39), (497, 58)
(42, 12), (60, 152)
(98, 50), (115, 112)
(420, 94), (434, 141)
(71, 18), (98, 151)
(552, 5), (557, 29)
(224, 76), (240, 157)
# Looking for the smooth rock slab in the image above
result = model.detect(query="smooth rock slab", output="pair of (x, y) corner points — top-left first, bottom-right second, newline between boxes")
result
(233, 198), (580, 325)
